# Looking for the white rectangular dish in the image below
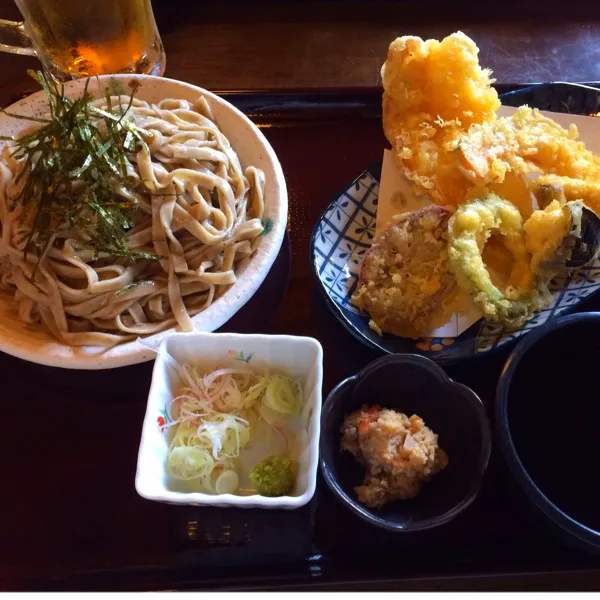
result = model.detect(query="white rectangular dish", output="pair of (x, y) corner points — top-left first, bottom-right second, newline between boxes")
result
(135, 332), (323, 509)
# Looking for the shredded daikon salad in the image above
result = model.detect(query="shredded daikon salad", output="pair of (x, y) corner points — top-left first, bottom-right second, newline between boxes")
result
(164, 359), (304, 495)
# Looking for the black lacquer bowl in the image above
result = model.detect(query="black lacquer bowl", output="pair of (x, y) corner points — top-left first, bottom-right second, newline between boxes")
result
(320, 354), (492, 532)
(497, 312), (600, 555)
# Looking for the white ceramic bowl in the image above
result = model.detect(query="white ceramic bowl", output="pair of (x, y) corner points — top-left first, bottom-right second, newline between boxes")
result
(135, 332), (323, 509)
(0, 75), (287, 369)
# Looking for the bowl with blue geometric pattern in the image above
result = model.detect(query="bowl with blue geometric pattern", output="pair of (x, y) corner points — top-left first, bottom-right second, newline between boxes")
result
(310, 83), (600, 364)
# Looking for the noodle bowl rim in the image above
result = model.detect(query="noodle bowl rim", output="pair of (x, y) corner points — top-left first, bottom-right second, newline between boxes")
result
(0, 74), (287, 369)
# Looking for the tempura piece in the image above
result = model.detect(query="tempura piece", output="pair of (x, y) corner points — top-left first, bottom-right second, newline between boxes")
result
(447, 194), (583, 329)
(535, 174), (600, 217)
(456, 106), (600, 203)
(381, 32), (600, 220)
(381, 32), (500, 206)
(352, 205), (457, 339)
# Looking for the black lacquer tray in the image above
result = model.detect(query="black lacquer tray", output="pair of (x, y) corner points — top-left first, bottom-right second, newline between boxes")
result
(2, 82), (600, 591)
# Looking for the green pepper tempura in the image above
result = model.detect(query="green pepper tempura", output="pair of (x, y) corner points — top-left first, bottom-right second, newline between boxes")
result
(249, 454), (297, 497)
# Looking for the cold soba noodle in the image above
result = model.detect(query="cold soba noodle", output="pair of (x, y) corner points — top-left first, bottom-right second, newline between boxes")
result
(0, 83), (265, 348)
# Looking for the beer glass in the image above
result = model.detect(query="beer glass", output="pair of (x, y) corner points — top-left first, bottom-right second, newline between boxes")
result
(0, 0), (166, 80)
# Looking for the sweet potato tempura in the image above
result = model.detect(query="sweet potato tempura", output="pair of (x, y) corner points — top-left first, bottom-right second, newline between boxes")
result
(381, 32), (500, 206)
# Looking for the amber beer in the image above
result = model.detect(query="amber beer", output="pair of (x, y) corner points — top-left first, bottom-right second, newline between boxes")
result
(0, 0), (165, 79)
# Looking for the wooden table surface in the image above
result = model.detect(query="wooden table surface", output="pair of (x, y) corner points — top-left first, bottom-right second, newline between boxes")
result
(1, 0), (600, 591)
(0, 0), (599, 95)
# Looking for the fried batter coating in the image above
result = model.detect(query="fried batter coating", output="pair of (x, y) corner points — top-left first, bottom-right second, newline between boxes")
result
(382, 32), (600, 220)
(447, 194), (579, 328)
(535, 174), (600, 216)
(381, 32), (500, 206)
(457, 107), (600, 194)
(352, 205), (457, 339)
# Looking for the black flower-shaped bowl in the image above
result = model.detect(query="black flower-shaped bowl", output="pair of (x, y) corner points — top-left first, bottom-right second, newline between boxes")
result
(320, 354), (491, 532)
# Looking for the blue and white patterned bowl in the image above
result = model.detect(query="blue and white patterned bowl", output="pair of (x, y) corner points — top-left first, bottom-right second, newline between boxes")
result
(310, 83), (600, 364)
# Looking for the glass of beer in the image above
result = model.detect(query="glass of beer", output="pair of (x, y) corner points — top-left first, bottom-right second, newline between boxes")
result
(0, 0), (165, 80)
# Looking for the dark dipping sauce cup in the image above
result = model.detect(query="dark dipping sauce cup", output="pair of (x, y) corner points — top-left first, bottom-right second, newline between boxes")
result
(497, 312), (600, 554)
